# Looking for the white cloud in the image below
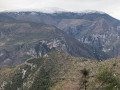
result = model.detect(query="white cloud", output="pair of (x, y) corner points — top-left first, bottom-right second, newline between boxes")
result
(0, 0), (120, 19)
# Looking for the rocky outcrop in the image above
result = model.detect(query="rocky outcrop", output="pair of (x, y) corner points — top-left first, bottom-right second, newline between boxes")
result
(0, 21), (107, 66)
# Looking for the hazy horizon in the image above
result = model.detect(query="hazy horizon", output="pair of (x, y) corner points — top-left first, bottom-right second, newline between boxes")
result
(0, 0), (120, 19)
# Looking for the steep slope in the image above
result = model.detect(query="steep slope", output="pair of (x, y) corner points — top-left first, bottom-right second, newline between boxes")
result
(56, 13), (120, 58)
(0, 21), (107, 66)
(1, 11), (120, 58)
(0, 51), (120, 90)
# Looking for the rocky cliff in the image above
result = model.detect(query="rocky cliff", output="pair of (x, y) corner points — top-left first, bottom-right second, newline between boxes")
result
(0, 21), (107, 65)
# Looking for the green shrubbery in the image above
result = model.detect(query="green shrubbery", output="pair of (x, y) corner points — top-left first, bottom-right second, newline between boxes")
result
(4, 72), (23, 90)
(30, 68), (54, 90)
(95, 67), (120, 90)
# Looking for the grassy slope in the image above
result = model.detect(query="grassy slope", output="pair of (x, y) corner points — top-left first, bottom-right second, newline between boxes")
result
(0, 51), (120, 90)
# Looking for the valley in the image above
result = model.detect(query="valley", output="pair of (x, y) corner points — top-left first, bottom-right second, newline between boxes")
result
(0, 11), (120, 90)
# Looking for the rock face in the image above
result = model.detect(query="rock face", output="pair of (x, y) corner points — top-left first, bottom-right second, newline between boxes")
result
(1, 11), (120, 58)
(0, 21), (107, 65)
(56, 14), (120, 58)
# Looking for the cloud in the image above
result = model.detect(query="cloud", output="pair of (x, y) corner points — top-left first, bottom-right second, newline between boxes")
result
(0, 0), (120, 19)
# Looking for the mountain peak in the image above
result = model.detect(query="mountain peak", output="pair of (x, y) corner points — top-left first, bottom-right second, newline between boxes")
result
(78, 10), (106, 14)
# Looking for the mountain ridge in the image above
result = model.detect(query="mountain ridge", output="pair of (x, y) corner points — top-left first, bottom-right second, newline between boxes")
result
(0, 21), (108, 66)
(1, 11), (118, 58)
(0, 50), (120, 90)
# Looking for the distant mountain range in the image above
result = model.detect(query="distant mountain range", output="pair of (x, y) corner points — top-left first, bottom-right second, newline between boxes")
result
(0, 21), (107, 66)
(1, 11), (119, 57)
(1, 10), (120, 90)
(0, 11), (120, 65)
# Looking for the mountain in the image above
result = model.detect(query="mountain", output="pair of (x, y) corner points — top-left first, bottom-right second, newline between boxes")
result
(56, 12), (120, 58)
(0, 13), (15, 22)
(0, 21), (107, 66)
(1, 11), (120, 58)
(0, 51), (120, 90)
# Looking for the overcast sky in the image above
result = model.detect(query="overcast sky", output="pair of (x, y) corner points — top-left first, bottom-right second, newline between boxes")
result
(0, 0), (120, 19)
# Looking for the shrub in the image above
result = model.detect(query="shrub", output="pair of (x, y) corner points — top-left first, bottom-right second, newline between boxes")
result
(96, 68), (120, 90)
